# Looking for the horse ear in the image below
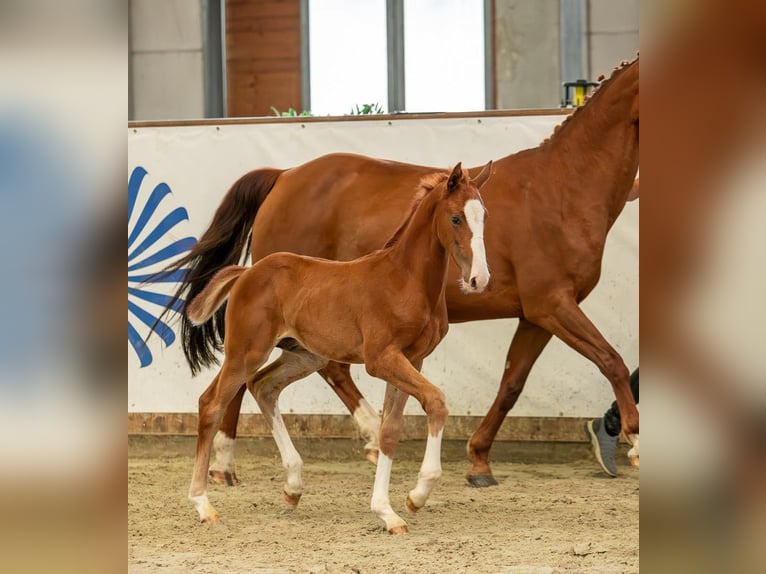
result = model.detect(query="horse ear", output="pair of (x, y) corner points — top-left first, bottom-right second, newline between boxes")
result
(472, 160), (493, 189)
(447, 162), (463, 193)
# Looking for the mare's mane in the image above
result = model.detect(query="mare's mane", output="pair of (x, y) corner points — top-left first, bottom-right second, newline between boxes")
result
(542, 55), (638, 145)
(382, 171), (449, 249)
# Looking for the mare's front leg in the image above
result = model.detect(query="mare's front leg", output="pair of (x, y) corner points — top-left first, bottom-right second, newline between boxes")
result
(318, 361), (381, 463)
(466, 319), (552, 486)
(367, 352), (447, 533)
(528, 293), (639, 444)
(249, 348), (328, 507)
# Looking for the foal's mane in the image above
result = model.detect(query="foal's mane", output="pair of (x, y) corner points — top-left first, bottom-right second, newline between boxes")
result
(383, 172), (449, 249)
(542, 55), (638, 145)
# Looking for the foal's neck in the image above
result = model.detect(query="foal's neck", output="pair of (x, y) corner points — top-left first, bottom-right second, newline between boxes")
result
(386, 192), (448, 300)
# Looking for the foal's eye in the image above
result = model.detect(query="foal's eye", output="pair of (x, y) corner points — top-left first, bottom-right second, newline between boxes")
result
(451, 215), (461, 225)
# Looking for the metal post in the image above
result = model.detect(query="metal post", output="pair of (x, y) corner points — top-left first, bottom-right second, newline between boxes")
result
(202, 0), (225, 118)
(559, 0), (587, 105)
(300, 0), (311, 112)
(386, 0), (405, 113)
(484, 0), (494, 110)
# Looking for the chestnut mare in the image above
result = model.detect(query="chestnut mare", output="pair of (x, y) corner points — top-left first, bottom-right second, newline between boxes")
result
(184, 163), (491, 531)
(165, 58), (639, 488)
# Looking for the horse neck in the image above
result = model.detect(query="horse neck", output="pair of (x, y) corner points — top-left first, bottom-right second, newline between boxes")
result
(543, 75), (639, 222)
(386, 192), (448, 300)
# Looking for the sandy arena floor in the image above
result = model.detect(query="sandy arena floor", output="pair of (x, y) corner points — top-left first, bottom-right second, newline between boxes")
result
(128, 436), (638, 573)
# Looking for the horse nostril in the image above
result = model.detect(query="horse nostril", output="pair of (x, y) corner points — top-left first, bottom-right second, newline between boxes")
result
(470, 277), (477, 289)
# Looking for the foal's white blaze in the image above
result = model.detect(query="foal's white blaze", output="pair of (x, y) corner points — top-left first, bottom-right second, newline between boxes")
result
(463, 198), (490, 292)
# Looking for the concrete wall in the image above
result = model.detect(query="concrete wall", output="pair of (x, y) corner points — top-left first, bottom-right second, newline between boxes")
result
(494, 0), (562, 109)
(493, 0), (639, 109)
(129, 0), (205, 120)
(586, 0), (640, 79)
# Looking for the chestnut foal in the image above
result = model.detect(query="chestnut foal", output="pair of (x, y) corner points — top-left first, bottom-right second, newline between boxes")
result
(184, 162), (491, 533)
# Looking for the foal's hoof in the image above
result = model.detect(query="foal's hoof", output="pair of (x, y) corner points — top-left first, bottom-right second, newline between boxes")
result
(209, 469), (240, 486)
(283, 491), (302, 508)
(365, 448), (379, 465)
(466, 473), (498, 488)
(405, 496), (421, 514)
(388, 525), (409, 535)
(200, 512), (220, 524)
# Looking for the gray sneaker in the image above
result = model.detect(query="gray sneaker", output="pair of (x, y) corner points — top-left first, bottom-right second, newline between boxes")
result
(585, 418), (619, 477)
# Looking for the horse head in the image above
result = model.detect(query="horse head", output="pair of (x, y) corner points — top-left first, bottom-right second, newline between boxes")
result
(436, 161), (492, 294)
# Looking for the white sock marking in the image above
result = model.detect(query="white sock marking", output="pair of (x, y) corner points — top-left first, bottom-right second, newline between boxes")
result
(353, 399), (381, 451)
(408, 429), (444, 509)
(371, 453), (407, 531)
(271, 406), (303, 496)
(210, 431), (236, 473)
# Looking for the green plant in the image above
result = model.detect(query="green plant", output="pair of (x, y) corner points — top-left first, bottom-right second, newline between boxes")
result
(270, 106), (312, 117)
(349, 103), (385, 115)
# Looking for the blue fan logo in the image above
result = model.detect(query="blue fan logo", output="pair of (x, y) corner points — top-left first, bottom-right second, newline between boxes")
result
(128, 167), (196, 367)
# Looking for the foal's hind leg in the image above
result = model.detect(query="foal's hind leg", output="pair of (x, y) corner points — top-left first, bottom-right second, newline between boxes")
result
(188, 356), (267, 522)
(529, 294), (639, 443)
(319, 362), (381, 463)
(209, 384), (246, 486)
(210, 362), (380, 486)
(248, 348), (328, 507)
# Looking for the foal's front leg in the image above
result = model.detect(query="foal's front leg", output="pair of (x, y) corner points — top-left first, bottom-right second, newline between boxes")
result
(370, 383), (410, 533)
(367, 352), (448, 533)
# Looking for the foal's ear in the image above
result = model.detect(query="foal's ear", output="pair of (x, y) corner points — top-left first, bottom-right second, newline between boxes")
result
(447, 162), (463, 193)
(473, 160), (493, 189)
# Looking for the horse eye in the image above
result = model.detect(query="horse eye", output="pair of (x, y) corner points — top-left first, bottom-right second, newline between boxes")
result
(451, 215), (461, 225)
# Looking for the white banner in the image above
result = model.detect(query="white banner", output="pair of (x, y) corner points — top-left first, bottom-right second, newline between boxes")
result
(128, 114), (638, 417)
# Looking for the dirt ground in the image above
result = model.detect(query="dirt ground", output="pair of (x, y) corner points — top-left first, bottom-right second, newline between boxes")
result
(128, 436), (638, 574)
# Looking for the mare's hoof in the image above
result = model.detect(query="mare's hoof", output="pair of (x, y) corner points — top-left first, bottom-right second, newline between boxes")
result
(283, 491), (302, 507)
(466, 473), (498, 488)
(209, 469), (240, 486)
(200, 512), (220, 524)
(388, 525), (409, 535)
(365, 448), (379, 465)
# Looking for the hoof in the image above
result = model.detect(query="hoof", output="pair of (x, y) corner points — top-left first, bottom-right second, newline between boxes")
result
(283, 491), (302, 507)
(628, 449), (640, 468)
(466, 473), (498, 488)
(365, 448), (379, 465)
(200, 512), (220, 524)
(388, 525), (409, 535)
(405, 496), (421, 514)
(209, 470), (240, 486)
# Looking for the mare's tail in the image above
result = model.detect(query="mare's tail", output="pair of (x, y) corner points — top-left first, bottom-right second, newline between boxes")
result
(153, 168), (284, 375)
(186, 266), (247, 325)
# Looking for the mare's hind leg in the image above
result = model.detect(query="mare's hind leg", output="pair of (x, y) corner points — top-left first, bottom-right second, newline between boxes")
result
(466, 319), (552, 486)
(188, 354), (268, 522)
(248, 348), (328, 507)
(529, 294), (639, 443)
(319, 362), (381, 463)
(209, 384), (246, 486)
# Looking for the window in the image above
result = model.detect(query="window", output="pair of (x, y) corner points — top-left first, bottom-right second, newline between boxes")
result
(306, 0), (488, 115)
(308, 0), (388, 115)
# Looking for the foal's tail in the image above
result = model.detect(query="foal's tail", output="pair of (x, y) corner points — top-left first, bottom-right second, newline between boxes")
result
(186, 265), (247, 326)
(153, 168), (284, 375)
